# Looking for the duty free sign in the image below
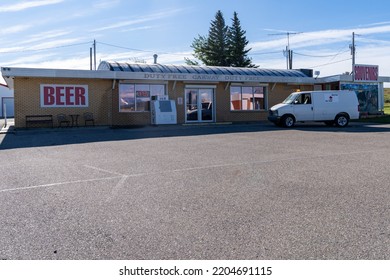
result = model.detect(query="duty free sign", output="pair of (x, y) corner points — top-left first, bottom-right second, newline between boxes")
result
(40, 84), (89, 107)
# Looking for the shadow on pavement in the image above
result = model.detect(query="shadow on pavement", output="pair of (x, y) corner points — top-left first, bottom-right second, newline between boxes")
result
(1, 121), (390, 150)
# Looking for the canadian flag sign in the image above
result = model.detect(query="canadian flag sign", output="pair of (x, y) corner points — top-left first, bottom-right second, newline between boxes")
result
(40, 84), (88, 107)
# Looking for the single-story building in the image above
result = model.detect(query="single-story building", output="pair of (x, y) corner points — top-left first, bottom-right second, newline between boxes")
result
(1, 62), (389, 128)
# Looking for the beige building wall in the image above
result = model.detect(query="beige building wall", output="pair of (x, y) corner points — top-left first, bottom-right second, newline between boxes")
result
(13, 77), (315, 128)
(14, 77), (112, 128)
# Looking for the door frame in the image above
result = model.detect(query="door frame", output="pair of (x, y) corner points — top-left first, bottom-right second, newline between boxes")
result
(185, 85), (216, 123)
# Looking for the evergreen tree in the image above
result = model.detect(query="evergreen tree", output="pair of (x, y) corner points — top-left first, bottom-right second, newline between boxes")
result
(227, 12), (256, 68)
(206, 10), (229, 66)
(187, 35), (208, 65)
(187, 11), (256, 67)
(189, 10), (229, 66)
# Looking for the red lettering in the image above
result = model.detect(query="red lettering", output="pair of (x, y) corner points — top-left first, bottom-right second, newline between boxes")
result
(44, 86), (55, 105)
(56, 86), (65, 105)
(41, 84), (87, 107)
(354, 65), (378, 81)
(75, 87), (86, 105)
(65, 87), (74, 105)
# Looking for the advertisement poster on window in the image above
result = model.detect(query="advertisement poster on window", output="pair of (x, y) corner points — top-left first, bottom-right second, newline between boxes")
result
(341, 83), (378, 113)
(136, 91), (150, 98)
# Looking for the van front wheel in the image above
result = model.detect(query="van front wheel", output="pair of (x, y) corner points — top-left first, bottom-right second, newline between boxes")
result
(335, 114), (349, 127)
(282, 115), (295, 128)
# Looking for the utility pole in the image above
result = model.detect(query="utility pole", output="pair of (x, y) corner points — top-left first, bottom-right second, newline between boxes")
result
(350, 32), (356, 79)
(269, 31), (299, 69)
(284, 46), (289, 69)
(90, 47), (93, 70)
(93, 39), (97, 70)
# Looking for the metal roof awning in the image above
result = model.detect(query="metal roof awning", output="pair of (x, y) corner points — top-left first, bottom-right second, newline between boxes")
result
(98, 61), (310, 78)
(97, 61), (317, 84)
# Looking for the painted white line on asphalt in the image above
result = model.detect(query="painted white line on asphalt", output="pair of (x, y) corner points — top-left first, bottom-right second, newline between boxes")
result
(0, 176), (122, 193)
(84, 165), (126, 176)
(0, 149), (383, 194)
(106, 175), (129, 202)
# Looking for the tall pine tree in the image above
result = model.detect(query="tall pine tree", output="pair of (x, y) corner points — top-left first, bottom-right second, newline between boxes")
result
(187, 11), (256, 67)
(227, 12), (256, 68)
(189, 10), (229, 66)
(206, 10), (229, 66)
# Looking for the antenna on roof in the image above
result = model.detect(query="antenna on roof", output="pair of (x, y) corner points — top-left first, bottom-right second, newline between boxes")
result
(268, 31), (301, 70)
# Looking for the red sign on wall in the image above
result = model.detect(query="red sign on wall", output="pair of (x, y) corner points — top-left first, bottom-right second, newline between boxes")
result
(354, 64), (378, 82)
(40, 84), (89, 107)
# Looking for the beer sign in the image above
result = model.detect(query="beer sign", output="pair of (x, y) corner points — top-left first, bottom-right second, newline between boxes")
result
(40, 84), (88, 107)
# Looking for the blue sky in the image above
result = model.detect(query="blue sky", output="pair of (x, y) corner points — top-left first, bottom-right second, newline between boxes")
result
(1, 0), (390, 83)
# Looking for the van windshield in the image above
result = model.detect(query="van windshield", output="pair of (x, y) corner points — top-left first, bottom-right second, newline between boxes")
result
(282, 93), (299, 104)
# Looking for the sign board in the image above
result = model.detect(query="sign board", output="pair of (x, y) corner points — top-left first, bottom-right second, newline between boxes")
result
(40, 84), (88, 107)
(354, 64), (378, 82)
(136, 90), (150, 98)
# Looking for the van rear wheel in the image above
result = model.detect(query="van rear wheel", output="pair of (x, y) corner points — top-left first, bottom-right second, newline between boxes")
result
(282, 115), (295, 128)
(335, 114), (349, 127)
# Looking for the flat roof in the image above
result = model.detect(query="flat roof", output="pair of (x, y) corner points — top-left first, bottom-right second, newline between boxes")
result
(2, 63), (389, 89)
(1, 63), (316, 89)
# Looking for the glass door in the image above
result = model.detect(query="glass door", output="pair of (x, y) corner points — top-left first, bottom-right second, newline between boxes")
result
(185, 88), (214, 122)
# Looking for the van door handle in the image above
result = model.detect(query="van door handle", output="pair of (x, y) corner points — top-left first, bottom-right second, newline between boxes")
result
(311, 107), (313, 111)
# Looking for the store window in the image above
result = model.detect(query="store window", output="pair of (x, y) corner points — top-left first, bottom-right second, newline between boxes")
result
(119, 83), (165, 112)
(230, 86), (267, 111)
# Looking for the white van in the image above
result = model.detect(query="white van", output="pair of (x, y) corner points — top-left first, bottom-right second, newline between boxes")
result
(268, 90), (360, 127)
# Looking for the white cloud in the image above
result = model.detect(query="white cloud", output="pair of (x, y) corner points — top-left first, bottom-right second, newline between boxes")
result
(92, 8), (184, 32)
(23, 30), (72, 44)
(0, 24), (31, 36)
(28, 38), (83, 51)
(0, 0), (64, 12)
(93, 0), (120, 10)
(119, 25), (155, 33)
(252, 23), (390, 52)
(247, 22), (390, 79)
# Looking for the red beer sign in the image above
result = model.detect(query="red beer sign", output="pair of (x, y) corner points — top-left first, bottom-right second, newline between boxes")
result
(40, 84), (89, 107)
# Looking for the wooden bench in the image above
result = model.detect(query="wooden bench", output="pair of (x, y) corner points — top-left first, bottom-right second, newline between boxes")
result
(25, 115), (53, 128)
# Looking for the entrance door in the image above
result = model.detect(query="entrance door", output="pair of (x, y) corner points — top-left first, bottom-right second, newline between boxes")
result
(185, 88), (214, 122)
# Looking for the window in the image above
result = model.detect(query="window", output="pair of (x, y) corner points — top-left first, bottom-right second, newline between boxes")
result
(292, 93), (311, 105)
(119, 83), (165, 112)
(230, 86), (267, 111)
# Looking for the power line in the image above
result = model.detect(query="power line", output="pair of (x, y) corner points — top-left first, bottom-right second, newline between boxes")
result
(250, 50), (283, 55)
(306, 58), (352, 69)
(268, 31), (301, 69)
(97, 41), (176, 55)
(97, 41), (154, 53)
(0, 41), (92, 54)
(294, 50), (350, 58)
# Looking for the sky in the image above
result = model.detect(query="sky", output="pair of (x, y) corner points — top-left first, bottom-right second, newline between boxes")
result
(1, 0), (390, 85)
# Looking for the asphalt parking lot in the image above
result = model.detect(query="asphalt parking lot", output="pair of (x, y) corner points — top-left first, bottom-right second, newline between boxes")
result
(0, 122), (389, 260)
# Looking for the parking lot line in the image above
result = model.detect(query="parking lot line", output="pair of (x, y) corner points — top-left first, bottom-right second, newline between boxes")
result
(0, 176), (122, 194)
